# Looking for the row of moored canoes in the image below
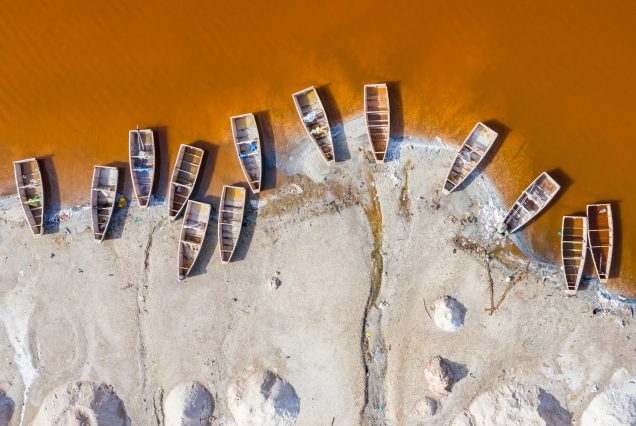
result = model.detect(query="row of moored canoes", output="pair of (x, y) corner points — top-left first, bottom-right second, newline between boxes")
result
(10, 85), (615, 289)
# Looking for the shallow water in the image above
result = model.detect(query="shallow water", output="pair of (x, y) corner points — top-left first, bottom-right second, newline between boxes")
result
(0, 1), (634, 293)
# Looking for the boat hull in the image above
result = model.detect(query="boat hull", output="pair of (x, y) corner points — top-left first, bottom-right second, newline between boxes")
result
(168, 144), (204, 220)
(218, 185), (246, 264)
(13, 158), (45, 237)
(128, 128), (156, 208)
(587, 203), (613, 283)
(231, 113), (263, 194)
(292, 86), (335, 164)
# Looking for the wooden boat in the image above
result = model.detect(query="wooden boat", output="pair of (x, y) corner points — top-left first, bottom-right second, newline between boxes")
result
(442, 122), (498, 194)
(91, 166), (119, 242)
(364, 83), (390, 163)
(561, 216), (588, 295)
(292, 86), (335, 163)
(230, 113), (262, 193)
(218, 185), (246, 264)
(168, 144), (204, 220)
(13, 158), (44, 237)
(587, 203), (614, 283)
(128, 127), (155, 208)
(500, 172), (561, 234)
(178, 200), (211, 281)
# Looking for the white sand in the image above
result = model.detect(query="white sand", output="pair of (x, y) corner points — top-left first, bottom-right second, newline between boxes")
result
(432, 296), (465, 332)
(581, 369), (636, 426)
(32, 381), (129, 425)
(227, 369), (300, 426)
(0, 115), (633, 425)
(164, 382), (214, 426)
(451, 383), (571, 425)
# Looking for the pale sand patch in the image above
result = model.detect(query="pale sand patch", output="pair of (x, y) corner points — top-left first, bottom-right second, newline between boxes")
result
(164, 382), (214, 426)
(32, 381), (129, 425)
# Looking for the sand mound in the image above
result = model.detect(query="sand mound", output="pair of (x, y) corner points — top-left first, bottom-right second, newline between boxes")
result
(33, 381), (129, 426)
(164, 382), (214, 426)
(581, 370), (636, 426)
(451, 383), (571, 426)
(432, 296), (465, 332)
(415, 397), (437, 418)
(227, 369), (300, 425)
(424, 356), (455, 395)
(0, 390), (14, 426)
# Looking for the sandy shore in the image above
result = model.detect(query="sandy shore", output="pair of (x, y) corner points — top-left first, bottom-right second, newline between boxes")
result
(0, 116), (634, 425)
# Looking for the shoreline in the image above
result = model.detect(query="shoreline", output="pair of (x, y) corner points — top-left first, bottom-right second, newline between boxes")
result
(1, 118), (633, 304)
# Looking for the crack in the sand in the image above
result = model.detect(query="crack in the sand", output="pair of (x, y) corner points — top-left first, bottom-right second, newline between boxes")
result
(360, 169), (387, 426)
(136, 218), (164, 420)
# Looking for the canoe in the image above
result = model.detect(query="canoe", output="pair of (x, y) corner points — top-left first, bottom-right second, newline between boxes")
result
(178, 200), (211, 281)
(292, 86), (335, 164)
(364, 83), (390, 163)
(561, 216), (588, 295)
(168, 144), (204, 220)
(128, 128), (155, 208)
(230, 113), (262, 193)
(91, 166), (119, 242)
(13, 158), (44, 237)
(500, 172), (561, 234)
(218, 185), (246, 264)
(442, 122), (498, 194)
(587, 203), (614, 283)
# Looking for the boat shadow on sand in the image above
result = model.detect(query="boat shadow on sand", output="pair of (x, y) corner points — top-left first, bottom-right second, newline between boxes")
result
(255, 111), (277, 191)
(40, 155), (62, 235)
(151, 126), (171, 200)
(384, 81), (405, 163)
(187, 183), (258, 278)
(104, 161), (132, 241)
(316, 85), (351, 162)
(190, 140), (219, 206)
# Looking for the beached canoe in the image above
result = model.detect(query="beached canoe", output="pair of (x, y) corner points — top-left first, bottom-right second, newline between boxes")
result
(13, 158), (44, 237)
(230, 113), (262, 193)
(168, 144), (205, 220)
(91, 166), (119, 242)
(561, 216), (588, 295)
(442, 122), (498, 195)
(500, 172), (561, 234)
(128, 128), (155, 208)
(587, 203), (614, 283)
(178, 200), (211, 281)
(218, 185), (246, 264)
(292, 86), (335, 164)
(364, 83), (390, 163)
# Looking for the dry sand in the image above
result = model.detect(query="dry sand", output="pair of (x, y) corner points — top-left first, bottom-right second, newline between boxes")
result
(0, 116), (634, 425)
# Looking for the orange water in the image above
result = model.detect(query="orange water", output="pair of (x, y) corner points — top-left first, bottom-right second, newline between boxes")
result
(1, 1), (634, 294)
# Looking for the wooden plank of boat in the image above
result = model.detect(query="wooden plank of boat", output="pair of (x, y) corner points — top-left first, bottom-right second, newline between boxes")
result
(178, 200), (211, 281)
(442, 122), (498, 195)
(364, 83), (390, 163)
(500, 172), (561, 234)
(168, 144), (205, 220)
(561, 215), (588, 295)
(128, 127), (155, 208)
(230, 113), (262, 194)
(587, 203), (614, 283)
(218, 185), (246, 264)
(91, 165), (119, 243)
(292, 86), (335, 164)
(13, 158), (45, 237)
